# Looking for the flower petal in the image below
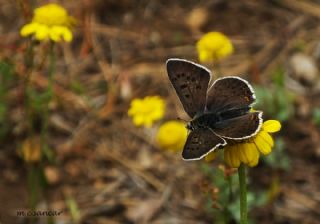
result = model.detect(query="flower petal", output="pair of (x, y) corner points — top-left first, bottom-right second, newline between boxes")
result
(49, 26), (73, 42)
(199, 51), (211, 63)
(61, 27), (72, 42)
(33, 3), (70, 26)
(224, 145), (240, 168)
(254, 133), (272, 155)
(261, 131), (274, 147)
(205, 151), (218, 162)
(230, 147), (241, 168)
(245, 143), (260, 167)
(263, 120), (281, 133)
(49, 26), (62, 42)
(237, 144), (250, 164)
(241, 143), (259, 165)
(133, 115), (144, 127)
(20, 23), (39, 37)
(34, 24), (50, 40)
(144, 117), (153, 128)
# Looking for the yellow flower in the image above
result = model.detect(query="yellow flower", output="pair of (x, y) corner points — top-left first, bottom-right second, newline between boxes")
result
(222, 120), (281, 168)
(196, 32), (234, 63)
(20, 3), (75, 42)
(128, 96), (165, 128)
(156, 121), (187, 151)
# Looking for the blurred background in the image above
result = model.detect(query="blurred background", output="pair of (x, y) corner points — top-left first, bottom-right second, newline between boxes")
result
(1, 0), (320, 223)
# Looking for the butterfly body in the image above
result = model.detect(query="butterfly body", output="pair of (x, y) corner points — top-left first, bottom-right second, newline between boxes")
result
(188, 106), (251, 131)
(166, 58), (263, 161)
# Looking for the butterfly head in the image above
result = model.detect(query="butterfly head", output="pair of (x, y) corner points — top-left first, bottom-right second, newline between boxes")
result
(186, 116), (207, 131)
(186, 122), (194, 131)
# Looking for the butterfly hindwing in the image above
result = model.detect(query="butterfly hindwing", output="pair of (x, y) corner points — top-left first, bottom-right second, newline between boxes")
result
(167, 59), (211, 118)
(213, 111), (263, 140)
(182, 128), (226, 160)
(206, 77), (255, 114)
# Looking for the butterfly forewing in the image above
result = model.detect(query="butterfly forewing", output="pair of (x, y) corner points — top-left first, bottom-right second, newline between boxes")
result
(182, 128), (226, 160)
(206, 77), (255, 114)
(167, 59), (211, 118)
(213, 111), (263, 140)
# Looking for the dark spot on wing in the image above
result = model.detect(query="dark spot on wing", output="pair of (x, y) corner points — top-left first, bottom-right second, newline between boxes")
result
(180, 84), (187, 89)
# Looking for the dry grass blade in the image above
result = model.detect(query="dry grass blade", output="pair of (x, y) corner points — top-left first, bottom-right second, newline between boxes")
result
(281, 0), (320, 19)
(283, 187), (320, 215)
(19, 71), (90, 111)
(97, 141), (166, 192)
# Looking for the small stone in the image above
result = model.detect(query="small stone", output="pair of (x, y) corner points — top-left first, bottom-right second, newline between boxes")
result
(186, 7), (209, 32)
(288, 53), (319, 86)
(45, 166), (61, 185)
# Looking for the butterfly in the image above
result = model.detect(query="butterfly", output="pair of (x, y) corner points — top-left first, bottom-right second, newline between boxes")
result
(166, 58), (263, 161)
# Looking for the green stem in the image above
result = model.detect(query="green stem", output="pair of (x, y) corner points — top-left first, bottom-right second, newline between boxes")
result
(24, 40), (35, 137)
(238, 163), (248, 224)
(41, 42), (55, 161)
(48, 42), (55, 88)
(24, 39), (37, 224)
(227, 174), (233, 202)
(28, 165), (37, 210)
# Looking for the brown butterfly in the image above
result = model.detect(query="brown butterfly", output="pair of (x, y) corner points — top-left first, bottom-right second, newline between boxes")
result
(166, 59), (262, 160)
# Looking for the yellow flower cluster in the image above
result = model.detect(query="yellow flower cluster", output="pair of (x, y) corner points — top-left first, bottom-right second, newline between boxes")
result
(220, 120), (281, 168)
(20, 3), (75, 42)
(128, 96), (165, 128)
(196, 32), (234, 63)
(156, 121), (187, 151)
